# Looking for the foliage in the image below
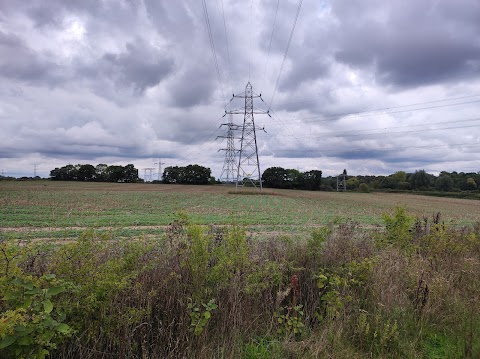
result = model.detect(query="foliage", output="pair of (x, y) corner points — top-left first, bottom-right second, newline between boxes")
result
(188, 299), (218, 337)
(262, 167), (322, 190)
(275, 305), (305, 337)
(50, 163), (139, 182)
(381, 206), (415, 248)
(1, 206), (480, 358)
(359, 183), (370, 192)
(163, 164), (212, 184)
(0, 274), (73, 359)
(435, 174), (454, 191)
(409, 169), (434, 190)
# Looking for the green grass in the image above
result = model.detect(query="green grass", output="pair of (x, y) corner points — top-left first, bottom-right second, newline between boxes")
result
(1, 181), (479, 241)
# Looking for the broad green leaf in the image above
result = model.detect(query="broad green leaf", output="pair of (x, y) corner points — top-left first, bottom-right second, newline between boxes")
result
(17, 336), (32, 346)
(21, 298), (32, 308)
(25, 288), (42, 295)
(47, 286), (65, 296)
(43, 299), (53, 313)
(56, 323), (71, 334)
(0, 335), (16, 349)
(4, 291), (19, 300)
(21, 282), (34, 290)
(204, 311), (211, 319)
(14, 325), (27, 332)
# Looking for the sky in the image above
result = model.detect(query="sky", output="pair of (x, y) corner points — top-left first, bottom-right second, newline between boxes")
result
(1, 0), (480, 180)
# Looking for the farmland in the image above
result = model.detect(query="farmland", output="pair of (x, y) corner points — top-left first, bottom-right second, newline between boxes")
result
(1, 181), (480, 358)
(1, 180), (479, 242)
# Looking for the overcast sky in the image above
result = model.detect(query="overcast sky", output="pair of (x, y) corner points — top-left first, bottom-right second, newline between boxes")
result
(1, 0), (480, 179)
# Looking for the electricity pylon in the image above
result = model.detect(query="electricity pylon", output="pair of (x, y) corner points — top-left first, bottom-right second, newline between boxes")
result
(154, 159), (165, 181)
(225, 82), (269, 190)
(217, 114), (239, 183)
(337, 169), (347, 191)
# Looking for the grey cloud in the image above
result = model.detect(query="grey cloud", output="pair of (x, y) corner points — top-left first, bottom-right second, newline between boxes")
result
(168, 62), (217, 108)
(279, 53), (330, 91)
(101, 42), (174, 93)
(76, 40), (175, 97)
(0, 31), (63, 85)
(331, 0), (480, 87)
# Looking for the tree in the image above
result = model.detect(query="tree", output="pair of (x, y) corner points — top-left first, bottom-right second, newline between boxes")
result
(95, 164), (108, 182)
(262, 167), (288, 188)
(77, 164), (96, 181)
(163, 165), (211, 185)
(409, 170), (431, 190)
(391, 171), (407, 183)
(346, 177), (359, 189)
(466, 177), (477, 190)
(435, 174), (454, 191)
(106, 166), (125, 182)
(286, 169), (301, 189)
(50, 163), (140, 183)
(123, 164), (139, 183)
(302, 170), (322, 190)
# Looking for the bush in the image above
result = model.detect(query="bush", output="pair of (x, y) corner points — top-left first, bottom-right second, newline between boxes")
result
(359, 183), (370, 192)
(1, 211), (479, 358)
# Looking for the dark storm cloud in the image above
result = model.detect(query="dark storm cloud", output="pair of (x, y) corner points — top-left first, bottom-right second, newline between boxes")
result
(100, 41), (175, 94)
(143, 0), (196, 43)
(168, 63), (217, 108)
(279, 53), (330, 91)
(331, 0), (480, 88)
(0, 31), (63, 85)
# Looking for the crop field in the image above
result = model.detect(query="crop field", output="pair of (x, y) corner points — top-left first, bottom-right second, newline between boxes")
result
(1, 180), (479, 242)
(2, 180), (480, 358)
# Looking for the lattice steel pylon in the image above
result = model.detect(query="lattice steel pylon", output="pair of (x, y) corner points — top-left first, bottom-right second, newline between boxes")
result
(225, 82), (269, 191)
(218, 114), (238, 183)
(337, 169), (347, 191)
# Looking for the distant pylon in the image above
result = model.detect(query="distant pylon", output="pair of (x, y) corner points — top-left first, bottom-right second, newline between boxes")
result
(143, 167), (155, 182)
(154, 159), (165, 181)
(337, 169), (347, 191)
(218, 114), (238, 183)
(225, 82), (270, 190)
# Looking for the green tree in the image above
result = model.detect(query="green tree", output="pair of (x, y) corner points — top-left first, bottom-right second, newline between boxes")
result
(163, 165), (211, 185)
(409, 170), (431, 190)
(435, 174), (454, 191)
(261, 167), (288, 188)
(95, 164), (108, 182)
(77, 164), (96, 181)
(123, 164), (139, 183)
(466, 177), (477, 190)
(346, 177), (359, 189)
(302, 170), (322, 190)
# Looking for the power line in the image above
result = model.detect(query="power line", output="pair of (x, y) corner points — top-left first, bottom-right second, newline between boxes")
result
(268, 142), (480, 155)
(249, 0), (254, 81)
(269, 0), (303, 108)
(220, 0), (233, 94)
(300, 122), (480, 140)
(260, 0), (280, 94)
(300, 98), (480, 124)
(201, 0), (227, 107)
(286, 117), (480, 139)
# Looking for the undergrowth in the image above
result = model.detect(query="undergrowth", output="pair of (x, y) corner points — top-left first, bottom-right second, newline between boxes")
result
(1, 208), (479, 358)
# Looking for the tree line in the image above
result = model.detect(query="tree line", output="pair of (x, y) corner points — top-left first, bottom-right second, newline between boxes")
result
(36, 163), (480, 194)
(50, 164), (139, 182)
(162, 165), (212, 185)
(321, 169), (479, 192)
(261, 167), (323, 190)
(260, 167), (479, 193)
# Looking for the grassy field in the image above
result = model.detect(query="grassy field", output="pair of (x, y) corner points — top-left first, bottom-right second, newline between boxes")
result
(1, 180), (479, 241)
(1, 180), (480, 358)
